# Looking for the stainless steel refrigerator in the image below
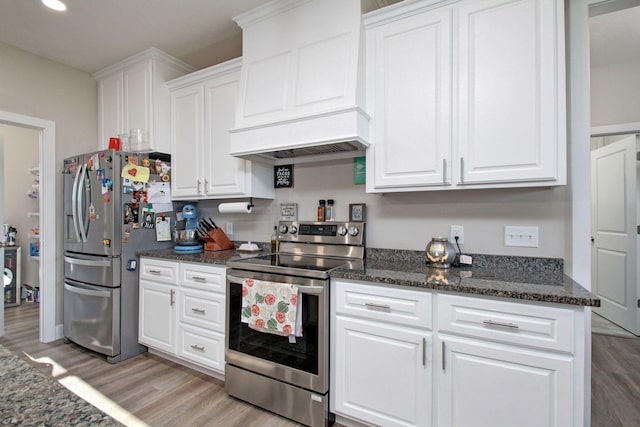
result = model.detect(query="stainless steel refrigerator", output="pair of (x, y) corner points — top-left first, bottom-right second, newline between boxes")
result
(63, 150), (172, 363)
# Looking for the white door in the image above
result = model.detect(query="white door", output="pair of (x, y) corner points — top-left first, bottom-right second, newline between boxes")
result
(591, 134), (640, 335)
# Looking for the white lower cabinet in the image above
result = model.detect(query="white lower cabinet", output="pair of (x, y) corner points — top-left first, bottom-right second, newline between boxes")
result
(438, 335), (572, 427)
(332, 280), (433, 427)
(332, 282), (587, 427)
(139, 280), (176, 353)
(334, 316), (432, 427)
(139, 257), (226, 375)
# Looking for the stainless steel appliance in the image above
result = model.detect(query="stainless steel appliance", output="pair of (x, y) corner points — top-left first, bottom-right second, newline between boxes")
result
(63, 150), (172, 363)
(225, 221), (365, 427)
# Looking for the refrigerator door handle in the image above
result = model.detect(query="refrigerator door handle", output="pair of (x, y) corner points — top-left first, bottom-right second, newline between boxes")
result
(64, 256), (112, 267)
(71, 162), (82, 243)
(77, 163), (88, 242)
(64, 282), (112, 298)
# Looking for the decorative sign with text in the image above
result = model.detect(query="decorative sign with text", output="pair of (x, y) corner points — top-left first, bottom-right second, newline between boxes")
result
(274, 164), (294, 188)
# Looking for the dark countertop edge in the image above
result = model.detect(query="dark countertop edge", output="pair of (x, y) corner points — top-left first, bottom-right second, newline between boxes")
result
(329, 270), (600, 307)
(137, 248), (600, 308)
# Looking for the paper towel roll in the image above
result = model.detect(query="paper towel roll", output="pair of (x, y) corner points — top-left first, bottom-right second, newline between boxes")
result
(218, 202), (253, 214)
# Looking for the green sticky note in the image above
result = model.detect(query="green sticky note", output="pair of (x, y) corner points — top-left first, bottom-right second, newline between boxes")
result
(354, 157), (366, 185)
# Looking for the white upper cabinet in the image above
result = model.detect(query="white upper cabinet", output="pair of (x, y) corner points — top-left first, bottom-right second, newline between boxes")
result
(365, 0), (566, 192)
(366, 6), (452, 189)
(168, 58), (274, 200)
(95, 48), (195, 153)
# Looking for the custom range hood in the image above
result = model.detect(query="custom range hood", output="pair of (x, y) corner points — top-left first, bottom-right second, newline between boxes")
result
(229, 0), (370, 164)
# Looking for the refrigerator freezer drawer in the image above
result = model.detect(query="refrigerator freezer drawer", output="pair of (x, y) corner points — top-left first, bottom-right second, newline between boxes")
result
(64, 252), (120, 288)
(64, 281), (120, 357)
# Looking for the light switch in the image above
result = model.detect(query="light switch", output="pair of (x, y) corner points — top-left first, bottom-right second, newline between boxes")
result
(504, 226), (539, 247)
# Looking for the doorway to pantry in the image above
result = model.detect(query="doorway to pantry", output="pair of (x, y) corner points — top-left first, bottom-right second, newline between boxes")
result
(1, 124), (40, 309)
(0, 111), (56, 343)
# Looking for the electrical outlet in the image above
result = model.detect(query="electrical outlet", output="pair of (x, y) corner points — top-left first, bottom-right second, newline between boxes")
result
(450, 225), (464, 244)
(504, 226), (538, 247)
(226, 222), (233, 235)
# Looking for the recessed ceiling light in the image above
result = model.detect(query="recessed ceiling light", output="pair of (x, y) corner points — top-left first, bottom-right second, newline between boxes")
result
(42, 0), (67, 12)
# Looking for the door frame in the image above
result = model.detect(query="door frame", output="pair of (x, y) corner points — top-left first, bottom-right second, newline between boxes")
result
(0, 111), (56, 343)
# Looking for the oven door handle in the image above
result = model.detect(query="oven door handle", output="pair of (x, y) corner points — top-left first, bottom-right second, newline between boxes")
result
(227, 274), (324, 295)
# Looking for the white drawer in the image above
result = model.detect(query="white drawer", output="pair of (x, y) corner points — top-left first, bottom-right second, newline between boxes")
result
(139, 258), (178, 285)
(334, 280), (432, 330)
(177, 325), (225, 373)
(437, 293), (575, 353)
(179, 262), (225, 292)
(179, 288), (225, 333)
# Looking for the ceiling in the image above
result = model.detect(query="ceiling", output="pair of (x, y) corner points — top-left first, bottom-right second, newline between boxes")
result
(0, 0), (636, 75)
(0, 0), (398, 75)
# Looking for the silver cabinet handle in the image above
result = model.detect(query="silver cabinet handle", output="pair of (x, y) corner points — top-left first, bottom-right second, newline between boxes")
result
(483, 320), (519, 329)
(443, 158), (449, 184)
(190, 344), (205, 351)
(442, 341), (446, 371)
(191, 308), (206, 314)
(459, 157), (464, 184)
(148, 269), (162, 275)
(422, 337), (427, 367)
(204, 179), (209, 194)
(197, 179), (202, 194)
(170, 289), (175, 307)
(365, 302), (390, 311)
(191, 276), (207, 283)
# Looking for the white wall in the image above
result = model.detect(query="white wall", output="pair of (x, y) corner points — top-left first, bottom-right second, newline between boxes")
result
(198, 157), (568, 258)
(0, 41), (98, 324)
(590, 60), (640, 126)
(0, 124), (39, 289)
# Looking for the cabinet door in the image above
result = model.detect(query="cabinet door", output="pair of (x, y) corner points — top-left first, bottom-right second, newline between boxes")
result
(366, 8), (452, 191)
(97, 72), (123, 149)
(438, 335), (573, 427)
(203, 72), (248, 197)
(456, 0), (563, 184)
(123, 60), (152, 146)
(170, 85), (204, 199)
(333, 316), (431, 427)
(139, 280), (176, 353)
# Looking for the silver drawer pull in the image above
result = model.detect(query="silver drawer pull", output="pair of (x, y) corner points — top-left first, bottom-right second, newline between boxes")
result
(191, 308), (206, 314)
(483, 320), (519, 329)
(191, 276), (207, 283)
(148, 269), (162, 275)
(190, 344), (205, 351)
(365, 302), (391, 311)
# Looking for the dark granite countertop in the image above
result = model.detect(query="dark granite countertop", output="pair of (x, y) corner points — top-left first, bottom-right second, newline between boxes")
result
(137, 247), (600, 307)
(137, 247), (239, 266)
(331, 250), (599, 307)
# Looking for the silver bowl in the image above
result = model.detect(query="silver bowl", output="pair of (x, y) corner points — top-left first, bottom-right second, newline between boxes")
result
(173, 229), (199, 244)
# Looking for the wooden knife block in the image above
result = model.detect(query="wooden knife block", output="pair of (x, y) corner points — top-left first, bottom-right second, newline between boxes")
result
(203, 228), (235, 252)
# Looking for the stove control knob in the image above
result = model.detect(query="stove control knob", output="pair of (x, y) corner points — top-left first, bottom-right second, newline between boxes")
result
(278, 224), (288, 234)
(348, 226), (360, 237)
(337, 226), (348, 236)
(289, 225), (298, 235)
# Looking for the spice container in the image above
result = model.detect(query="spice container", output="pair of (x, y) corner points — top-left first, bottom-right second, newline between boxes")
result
(317, 200), (326, 222)
(325, 199), (334, 221)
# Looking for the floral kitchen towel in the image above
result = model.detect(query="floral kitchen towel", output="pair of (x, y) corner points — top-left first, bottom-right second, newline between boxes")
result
(241, 278), (302, 337)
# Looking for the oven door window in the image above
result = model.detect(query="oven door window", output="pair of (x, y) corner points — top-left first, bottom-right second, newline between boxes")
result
(228, 283), (319, 375)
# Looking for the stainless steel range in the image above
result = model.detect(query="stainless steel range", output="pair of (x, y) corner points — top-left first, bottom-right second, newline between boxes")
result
(225, 221), (365, 427)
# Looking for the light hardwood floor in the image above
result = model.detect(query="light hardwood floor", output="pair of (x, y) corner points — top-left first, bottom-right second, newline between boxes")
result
(0, 303), (301, 427)
(2, 304), (640, 426)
